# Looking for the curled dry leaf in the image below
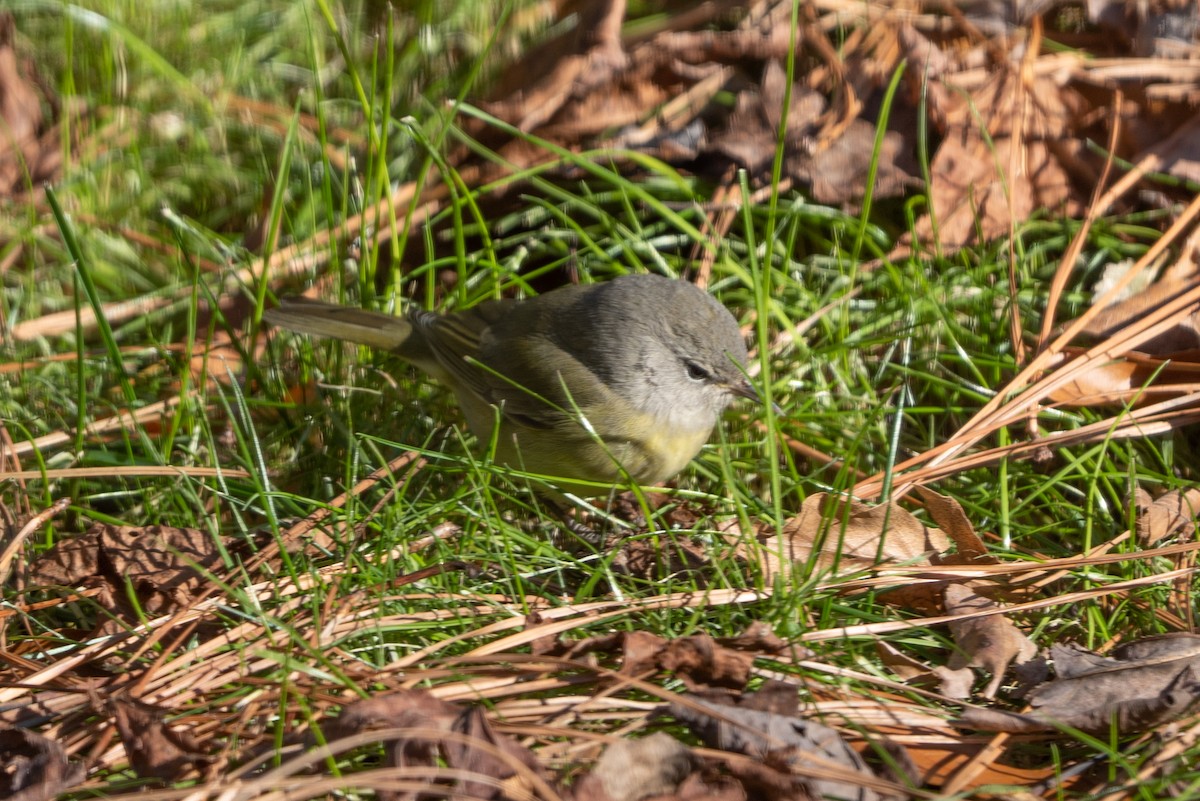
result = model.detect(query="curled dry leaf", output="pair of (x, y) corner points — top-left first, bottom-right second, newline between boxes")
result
(562, 629), (773, 692)
(932, 665), (978, 701)
(876, 642), (934, 684)
(0, 13), (61, 197)
(960, 635), (1200, 734)
(614, 536), (711, 584)
(670, 696), (887, 801)
(464, 2), (920, 208)
(708, 59), (919, 206)
(942, 584), (1038, 700)
(757, 492), (949, 582)
(912, 487), (992, 565)
(553, 625), (792, 691)
(28, 524), (222, 635)
(756, 489), (994, 605)
(904, 47), (1086, 253)
(1046, 348), (1200, 407)
(1136, 486), (1200, 544)
(321, 690), (546, 801)
(569, 731), (695, 801)
(0, 725), (85, 801)
(110, 699), (213, 783)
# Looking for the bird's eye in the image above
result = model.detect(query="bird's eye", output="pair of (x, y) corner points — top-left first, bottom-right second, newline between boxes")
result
(684, 360), (710, 381)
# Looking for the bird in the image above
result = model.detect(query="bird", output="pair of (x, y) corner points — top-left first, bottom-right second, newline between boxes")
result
(264, 273), (757, 495)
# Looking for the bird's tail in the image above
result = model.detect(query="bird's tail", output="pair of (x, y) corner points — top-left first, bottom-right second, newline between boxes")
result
(264, 299), (415, 353)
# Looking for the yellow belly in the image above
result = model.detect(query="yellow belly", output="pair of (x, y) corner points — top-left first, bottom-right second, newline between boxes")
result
(490, 409), (714, 495)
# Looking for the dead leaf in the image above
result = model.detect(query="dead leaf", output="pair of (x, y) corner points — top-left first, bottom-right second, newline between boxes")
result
(960, 635), (1200, 733)
(28, 523), (223, 635)
(482, 0), (628, 133)
(1136, 486), (1200, 544)
(0, 13), (61, 197)
(1048, 266), (1200, 406)
(0, 725), (85, 801)
(907, 56), (1086, 253)
(324, 692), (457, 801)
(716, 621), (793, 657)
(110, 699), (212, 782)
(1046, 348), (1200, 407)
(876, 642), (934, 684)
(943, 584), (1038, 699)
(729, 679), (801, 717)
(913, 487), (992, 564)
(657, 635), (755, 691)
(614, 536), (711, 584)
(670, 696), (886, 801)
(756, 492), (950, 582)
(933, 665), (979, 701)
(709, 60), (822, 179)
(708, 59), (917, 206)
(1075, 265), (1200, 355)
(322, 690), (546, 801)
(99, 524), (222, 602)
(24, 528), (103, 586)
(448, 707), (547, 801)
(562, 630), (759, 692)
(558, 626), (790, 691)
(570, 732), (695, 801)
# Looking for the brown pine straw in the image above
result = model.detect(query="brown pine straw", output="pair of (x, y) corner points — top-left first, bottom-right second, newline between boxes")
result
(855, 190), (1200, 501)
(1036, 90), (1125, 348)
(800, 567), (1195, 643)
(4, 396), (186, 457)
(0, 466), (250, 480)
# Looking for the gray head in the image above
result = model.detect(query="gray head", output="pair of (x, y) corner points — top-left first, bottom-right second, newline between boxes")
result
(570, 274), (756, 429)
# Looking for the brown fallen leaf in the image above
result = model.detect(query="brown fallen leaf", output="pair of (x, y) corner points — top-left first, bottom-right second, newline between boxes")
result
(0, 13), (61, 197)
(656, 635), (755, 691)
(756, 492), (950, 583)
(568, 732), (695, 801)
(99, 524), (222, 603)
(613, 536), (711, 584)
(321, 690), (547, 801)
(906, 45), (1087, 253)
(756, 488), (999, 609)
(562, 629), (769, 692)
(913, 487), (992, 565)
(1136, 486), (1200, 545)
(0, 725), (85, 801)
(110, 698), (213, 783)
(960, 635), (1200, 734)
(448, 706), (547, 801)
(1073, 260), (1200, 352)
(876, 642), (934, 684)
(730, 678), (802, 717)
(481, 0), (628, 133)
(28, 523), (223, 635)
(942, 584), (1038, 700)
(1045, 348), (1200, 407)
(932, 665), (978, 701)
(320, 689), (459, 796)
(670, 696), (888, 801)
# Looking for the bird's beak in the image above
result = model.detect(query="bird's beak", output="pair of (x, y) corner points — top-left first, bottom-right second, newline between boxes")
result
(729, 379), (762, 403)
(728, 379), (784, 414)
